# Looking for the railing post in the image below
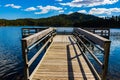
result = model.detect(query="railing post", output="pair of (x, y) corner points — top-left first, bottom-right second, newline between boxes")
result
(22, 40), (29, 80)
(102, 42), (111, 80)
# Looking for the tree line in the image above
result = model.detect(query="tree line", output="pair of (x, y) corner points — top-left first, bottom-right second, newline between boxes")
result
(0, 12), (120, 28)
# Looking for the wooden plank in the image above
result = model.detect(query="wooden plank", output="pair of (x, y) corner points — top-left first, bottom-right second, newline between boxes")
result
(32, 35), (96, 80)
(74, 28), (111, 80)
(22, 28), (54, 47)
(21, 39), (29, 80)
(102, 42), (111, 80)
(75, 36), (103, 67)
(29, 41), (54, 80)
(22, 28), (47, 38)
(28, 36), (53, 67)
(74, 28), (110, 47)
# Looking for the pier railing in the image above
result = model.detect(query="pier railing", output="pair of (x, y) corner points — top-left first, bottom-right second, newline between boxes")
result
(22, 28), (47, 38)
(21, 28), (56, 80)
(84, 28), (110, 39)
(21, 27), (111, 80)
(73, 28), (111, 80)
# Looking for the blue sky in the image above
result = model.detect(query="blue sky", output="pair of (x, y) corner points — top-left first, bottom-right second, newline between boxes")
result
(0, 0), (120, 19)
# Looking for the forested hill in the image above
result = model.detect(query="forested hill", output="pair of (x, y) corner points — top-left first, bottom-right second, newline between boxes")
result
(0, 12), (120, 28)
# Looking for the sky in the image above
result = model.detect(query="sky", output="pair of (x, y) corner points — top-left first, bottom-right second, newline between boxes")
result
(0, 0), (120, 19)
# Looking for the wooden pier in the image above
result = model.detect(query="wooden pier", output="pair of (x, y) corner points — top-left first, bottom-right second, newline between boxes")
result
(22, 27), (47, 38)
(84, 28), (110, 39)
(22, 28), (111, 80)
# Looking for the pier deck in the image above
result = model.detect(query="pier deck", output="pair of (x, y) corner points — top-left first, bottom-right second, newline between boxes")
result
(32, 35), (96, 80)
(22, 28), (111, 80)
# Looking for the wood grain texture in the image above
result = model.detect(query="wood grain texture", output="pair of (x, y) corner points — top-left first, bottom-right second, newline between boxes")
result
(32, 35), (96, 80)
(22, 28), (54, 47)
(74, 28), (110, 48)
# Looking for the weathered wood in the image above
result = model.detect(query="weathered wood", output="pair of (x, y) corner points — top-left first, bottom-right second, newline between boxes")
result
(22, 28), (55, 80)
(22, 28), (54, 47)
(28, 36), (53, 67)
(75, 36), (103, 67)
(21, 40), (29, 80)
(77, 42), (101, 80)
(74, 28), (110, 48)
(29, 41), (53, 80)
(28, 31), (54, 50)
(22, 28), (47, 38)
(84, 28), (110, 38)
(102, 42), (111, 80)
(21, 28), (111, 80)
(32, 35), (96, 80)
(74, 28), (111, 80)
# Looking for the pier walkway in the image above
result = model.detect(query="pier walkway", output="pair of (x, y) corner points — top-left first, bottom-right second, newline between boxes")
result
(32, 35), (95, 80)
(22, 28), (111, 80)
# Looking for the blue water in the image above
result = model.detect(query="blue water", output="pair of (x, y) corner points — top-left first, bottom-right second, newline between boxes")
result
(0, 27), (120, 80)
(0, 27), (23, 80)
(108, 29), (120, 79)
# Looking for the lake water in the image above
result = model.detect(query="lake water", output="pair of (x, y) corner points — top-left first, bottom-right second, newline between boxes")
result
(0, 27), (120, 80)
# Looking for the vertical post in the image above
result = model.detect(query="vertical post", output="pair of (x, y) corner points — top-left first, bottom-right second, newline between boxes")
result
(22, 40), (29, 80)
(101, 30), (103, 36)
(102, 42), (110, 80)
(90, 44), (94, 51)
(51, 32), (53, 42)
(93, 28), (95, 34)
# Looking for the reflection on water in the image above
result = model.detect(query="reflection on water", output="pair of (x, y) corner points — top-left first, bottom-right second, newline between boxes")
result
(107, 29), (120, 79)
(0, 27), (23, 80)
(0, 27), (120, 80)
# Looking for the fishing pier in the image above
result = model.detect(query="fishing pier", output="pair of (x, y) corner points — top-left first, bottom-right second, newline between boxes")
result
(22, 27), (111, 80)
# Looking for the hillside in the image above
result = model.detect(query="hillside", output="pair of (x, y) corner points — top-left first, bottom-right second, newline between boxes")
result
(35, 12), (101, 27)
(0, 12), (120, 28)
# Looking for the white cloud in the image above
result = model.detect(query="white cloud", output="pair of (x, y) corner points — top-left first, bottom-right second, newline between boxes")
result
(68, 11), (74, 14)
(78, 10), (87, 13)
(60, 0), (118, 7)
(5, 4), (21, 9)
(25, 7), (37, 11)
(89, 8), (120, 15)
(35, 5), (63, 14)
(56, 0), (62, 2)
(98, 16), (106, 18)
(35, 10), (48, 14)
(59, 10), (64, 13)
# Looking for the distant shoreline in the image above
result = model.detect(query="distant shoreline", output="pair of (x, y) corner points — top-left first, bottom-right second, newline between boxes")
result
(0, 12), (120, 28)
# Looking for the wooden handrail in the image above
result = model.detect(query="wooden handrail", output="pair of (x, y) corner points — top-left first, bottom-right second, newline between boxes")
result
(83, 28), (110, 38)
(22, 27), (110, 80)
(76, 35), (103, 66)
(28, 36), (53, 67)
(22, 28), (55, 80)
(22, 28), (47, 38)
(28, 31), (54, 50)
(22, 28), (54, 47)
(73, 28), (111, 80)
(76, 42), (101, 80)
(75, 28), (110, 48)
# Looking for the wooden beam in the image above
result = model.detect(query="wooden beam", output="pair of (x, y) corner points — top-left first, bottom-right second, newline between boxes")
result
(21, 40), (29, 80)
(28, 36), (53, 67)
(74, 28), (111, 80)
(22, 28), (54, 47)
(102, 42), (111, 80)
(74, 28), (110, 48)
